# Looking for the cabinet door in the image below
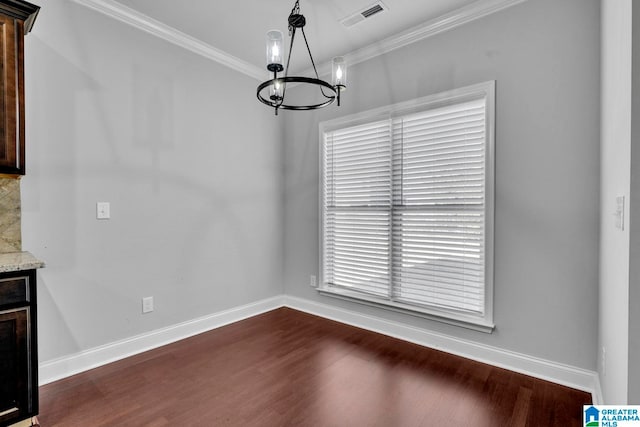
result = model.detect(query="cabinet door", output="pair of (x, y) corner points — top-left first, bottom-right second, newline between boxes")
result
(0, 308), (30, 426)
(0, 14), (24, 175)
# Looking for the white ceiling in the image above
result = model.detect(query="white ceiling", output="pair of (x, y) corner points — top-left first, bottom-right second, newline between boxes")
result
(95, 0), (524, 77)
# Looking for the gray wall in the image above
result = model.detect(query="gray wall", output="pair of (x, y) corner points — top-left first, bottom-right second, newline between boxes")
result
(21, 0), (284, 362)
(19, 0), (603, 379)
(283, 0), (600, 370)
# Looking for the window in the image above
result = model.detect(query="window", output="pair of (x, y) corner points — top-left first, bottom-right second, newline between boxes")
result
(320, 81), (495, 332)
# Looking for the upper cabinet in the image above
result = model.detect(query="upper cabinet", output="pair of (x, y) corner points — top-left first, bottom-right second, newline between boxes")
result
(0, 0), (38, 176)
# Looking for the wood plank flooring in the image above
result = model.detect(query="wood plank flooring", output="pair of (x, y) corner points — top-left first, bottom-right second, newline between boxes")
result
(38, 308), (591, 426)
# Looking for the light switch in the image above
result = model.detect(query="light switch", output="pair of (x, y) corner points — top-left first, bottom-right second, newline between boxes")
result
(615, 196), (624, 230)
(96, 202), (110, 220)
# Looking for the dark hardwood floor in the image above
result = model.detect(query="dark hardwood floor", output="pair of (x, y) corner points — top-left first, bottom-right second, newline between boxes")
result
(38, 308), (591, 426)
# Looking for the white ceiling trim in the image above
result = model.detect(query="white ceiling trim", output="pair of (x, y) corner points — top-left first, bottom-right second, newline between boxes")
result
(72, 0), (526, 82)
(71, 0), (266, 80)
(310, 0), (528, 77)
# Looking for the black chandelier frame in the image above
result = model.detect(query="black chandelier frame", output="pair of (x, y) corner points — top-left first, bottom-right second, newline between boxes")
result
(256, 0), (345, 115)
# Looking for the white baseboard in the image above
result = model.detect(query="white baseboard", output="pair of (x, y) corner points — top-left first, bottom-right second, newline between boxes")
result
(592, 374), (604, 405)
(39, 296), (284, 385)
(283, 295), (600, 402)
(39, 293), (600, 404)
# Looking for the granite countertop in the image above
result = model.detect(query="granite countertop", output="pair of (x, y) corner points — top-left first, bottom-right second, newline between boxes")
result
(0, 251), (45, 273)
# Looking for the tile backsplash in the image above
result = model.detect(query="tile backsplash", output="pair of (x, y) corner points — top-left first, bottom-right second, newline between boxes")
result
(0, 178), (21, 253)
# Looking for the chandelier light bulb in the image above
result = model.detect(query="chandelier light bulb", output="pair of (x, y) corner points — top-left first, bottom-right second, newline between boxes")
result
(271, 79), (283, 100)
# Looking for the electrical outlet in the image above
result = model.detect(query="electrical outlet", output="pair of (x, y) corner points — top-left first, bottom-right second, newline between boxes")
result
(601, 346), (606, 376)
(96, 202), (111, 220)
(310, 275), (317, 287)
(142, 296), (154, 314)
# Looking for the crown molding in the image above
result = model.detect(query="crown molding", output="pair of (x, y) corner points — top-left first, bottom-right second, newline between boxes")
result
(0, 0), (40, 34)
(309, 0), (528, 77)
(71, 0), (265, 81)
(351, 0), (527, 63)
(72, 0), (526, 82)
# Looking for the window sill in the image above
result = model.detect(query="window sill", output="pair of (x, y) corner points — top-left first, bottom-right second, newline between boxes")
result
(318, 287), (495, 334)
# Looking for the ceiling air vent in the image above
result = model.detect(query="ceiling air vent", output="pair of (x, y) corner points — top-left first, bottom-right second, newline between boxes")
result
(341, 2), (388, 28)
(362, 4), (384, 18)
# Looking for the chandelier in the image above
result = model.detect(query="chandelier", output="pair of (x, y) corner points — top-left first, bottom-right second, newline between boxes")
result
(256, 0), (347, 115)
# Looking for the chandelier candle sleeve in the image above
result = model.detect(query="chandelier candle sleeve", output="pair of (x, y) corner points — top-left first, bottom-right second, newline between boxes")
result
(266, 30), (284, 72)
(332, 57), (347, 87)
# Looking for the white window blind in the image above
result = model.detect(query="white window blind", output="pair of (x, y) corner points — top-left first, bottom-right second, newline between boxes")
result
(321, 82), (494, 330)
(391, 99), (486, 314)
(323, 120), (392, 297)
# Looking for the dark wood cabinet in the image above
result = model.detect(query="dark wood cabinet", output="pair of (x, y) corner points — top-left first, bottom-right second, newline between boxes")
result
(0, 0), (38, 176)
(0, 269), (37, 427)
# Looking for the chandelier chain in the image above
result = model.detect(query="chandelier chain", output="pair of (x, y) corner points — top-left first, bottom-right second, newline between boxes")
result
(289, 0), (301, 35)
(300, 27), (333, 100)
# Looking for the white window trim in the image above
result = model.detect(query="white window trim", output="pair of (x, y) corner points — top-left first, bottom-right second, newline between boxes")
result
(319, 81), (495, 333)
